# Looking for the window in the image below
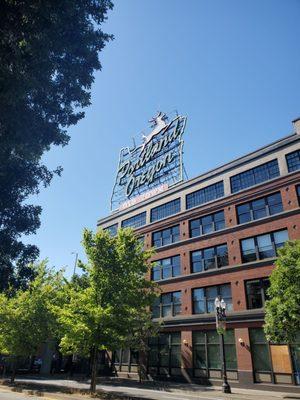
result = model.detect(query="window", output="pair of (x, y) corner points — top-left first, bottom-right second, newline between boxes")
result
(189, 211), (225, 238)
(241, 229), (288, 263)
(193, 284), (232, 314)
(113, 349), (139, 372)
(186, 182), (224, 210)
(121, 212), (146, 229)
(249, 328), (272, 373)
(103, 224), (118, 236)
(237, 192), (283, 224)
(246, 278), (270, 309)
(152, 225), (180, 247)
(190, 244), (228, 273)
(286, 150), (300, 172)
(152, 291), (181, 318)
(148, 332), (181, 374)
(250, 328), (298, 384)
(230, 160), (280, 194)
(137, 235), (145, 245)
(193, 330), (237, 374)
(150, 199), (181, 222)
(297, 185), (300, 204)
(152, 256), (181, 281)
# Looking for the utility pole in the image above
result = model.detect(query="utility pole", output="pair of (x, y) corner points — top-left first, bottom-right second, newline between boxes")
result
(71, 252), (78, 277)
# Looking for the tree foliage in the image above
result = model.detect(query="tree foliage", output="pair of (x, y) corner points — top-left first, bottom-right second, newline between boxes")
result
(0, 261), (65, 381)
(0, 0), (113, 290)
(58, 228), (159, 392)
(264, 240), (300, 343)
(125, 312), (160, 382)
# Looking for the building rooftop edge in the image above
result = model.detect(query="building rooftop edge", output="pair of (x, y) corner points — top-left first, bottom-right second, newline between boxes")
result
(97, 130), (299, 226)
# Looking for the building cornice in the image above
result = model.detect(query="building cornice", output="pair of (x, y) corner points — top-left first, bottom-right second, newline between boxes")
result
(155, 309), (265, 329)
(131, 170), (300, 236)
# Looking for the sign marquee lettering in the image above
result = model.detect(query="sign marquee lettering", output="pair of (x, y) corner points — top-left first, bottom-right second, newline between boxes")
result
(111, 112), (186, 211)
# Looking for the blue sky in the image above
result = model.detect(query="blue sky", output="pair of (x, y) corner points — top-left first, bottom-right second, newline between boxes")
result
(24, 0), (300, 274)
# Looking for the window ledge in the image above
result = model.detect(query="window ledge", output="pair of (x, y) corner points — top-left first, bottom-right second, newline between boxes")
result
(151, 207), (300, 256)
(153, 308), (265, 327)
(155, 257), (277, 285)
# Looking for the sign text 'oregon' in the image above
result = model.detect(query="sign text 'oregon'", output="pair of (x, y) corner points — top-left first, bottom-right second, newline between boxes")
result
(111, 112), (186, 211)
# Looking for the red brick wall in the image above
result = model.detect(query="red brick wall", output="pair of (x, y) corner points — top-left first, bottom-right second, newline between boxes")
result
(137, 175), (300, 384)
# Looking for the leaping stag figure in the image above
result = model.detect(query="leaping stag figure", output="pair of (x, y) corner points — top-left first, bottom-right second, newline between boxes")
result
(141, 112), (168, 151)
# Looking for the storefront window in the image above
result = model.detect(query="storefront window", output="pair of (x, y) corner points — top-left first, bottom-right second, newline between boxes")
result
(148, 333), (181, 375)
(291, 333), (300, 385)
(113, 349), (139, 372)
(193, 329), (237, 375)
(249, 328), (272, 372)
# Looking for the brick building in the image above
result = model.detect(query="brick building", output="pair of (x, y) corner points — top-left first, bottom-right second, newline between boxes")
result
(97, 118), (300, 389)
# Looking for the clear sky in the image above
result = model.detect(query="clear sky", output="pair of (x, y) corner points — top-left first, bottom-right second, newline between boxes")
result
(24, 0), (300, 275)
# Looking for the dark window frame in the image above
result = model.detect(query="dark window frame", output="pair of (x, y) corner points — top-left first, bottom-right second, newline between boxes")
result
(151, 255), (181, 281)
(152, 225), (180, 248)
(296, 185), (300, 205)
(186, 181), (224, 210)
(236, 192), (283, 224)
(189, 210), (225, 238)
(152, 291), (182, 318)
(230, 159), (280, 194)
(192, 283), (233, 315)
(121, 212), (147, 229)
(286, 150), (300, 173)
(103, 224), (118, 236)
(193, 329), (237, 375)
(245, 277), (270, 309)
(250, 328), (300, 385)
(150, 199), (181, 223)
(147, 332), (181, 375)
(190, 244), (229, 273)
(113, 349), (139, 373)
(240, 229), (289, 263)
(249, 328), (272, 376)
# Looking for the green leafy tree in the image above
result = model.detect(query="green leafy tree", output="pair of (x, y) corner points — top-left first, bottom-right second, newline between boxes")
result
(124, 312), (160, 383)
(0, 261), (65, 382)
(264, 240), (300, 343)
(59, 228), (159, 393)
(0, 0), (113, 290)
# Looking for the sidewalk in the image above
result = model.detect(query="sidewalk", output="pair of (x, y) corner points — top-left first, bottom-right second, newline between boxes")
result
(1, 376), (299, 400)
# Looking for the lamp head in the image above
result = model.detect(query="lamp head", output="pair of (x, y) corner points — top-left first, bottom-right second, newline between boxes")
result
(214, 297), (221, 309)
(220, 299), (226, 310)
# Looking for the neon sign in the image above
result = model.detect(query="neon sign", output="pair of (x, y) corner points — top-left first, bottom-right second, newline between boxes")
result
(111, 112), (186, 211)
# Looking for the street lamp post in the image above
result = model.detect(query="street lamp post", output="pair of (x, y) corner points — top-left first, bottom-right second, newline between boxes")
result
(71, 252), (78, 277)
(215, 297), (231, 394)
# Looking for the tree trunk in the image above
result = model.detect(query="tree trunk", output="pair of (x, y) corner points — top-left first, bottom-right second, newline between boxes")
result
(90, 347), (98, 393)
(105, 350), (118, 377)
(10, 358), (17, 384)
(138, 360), (142, 383)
